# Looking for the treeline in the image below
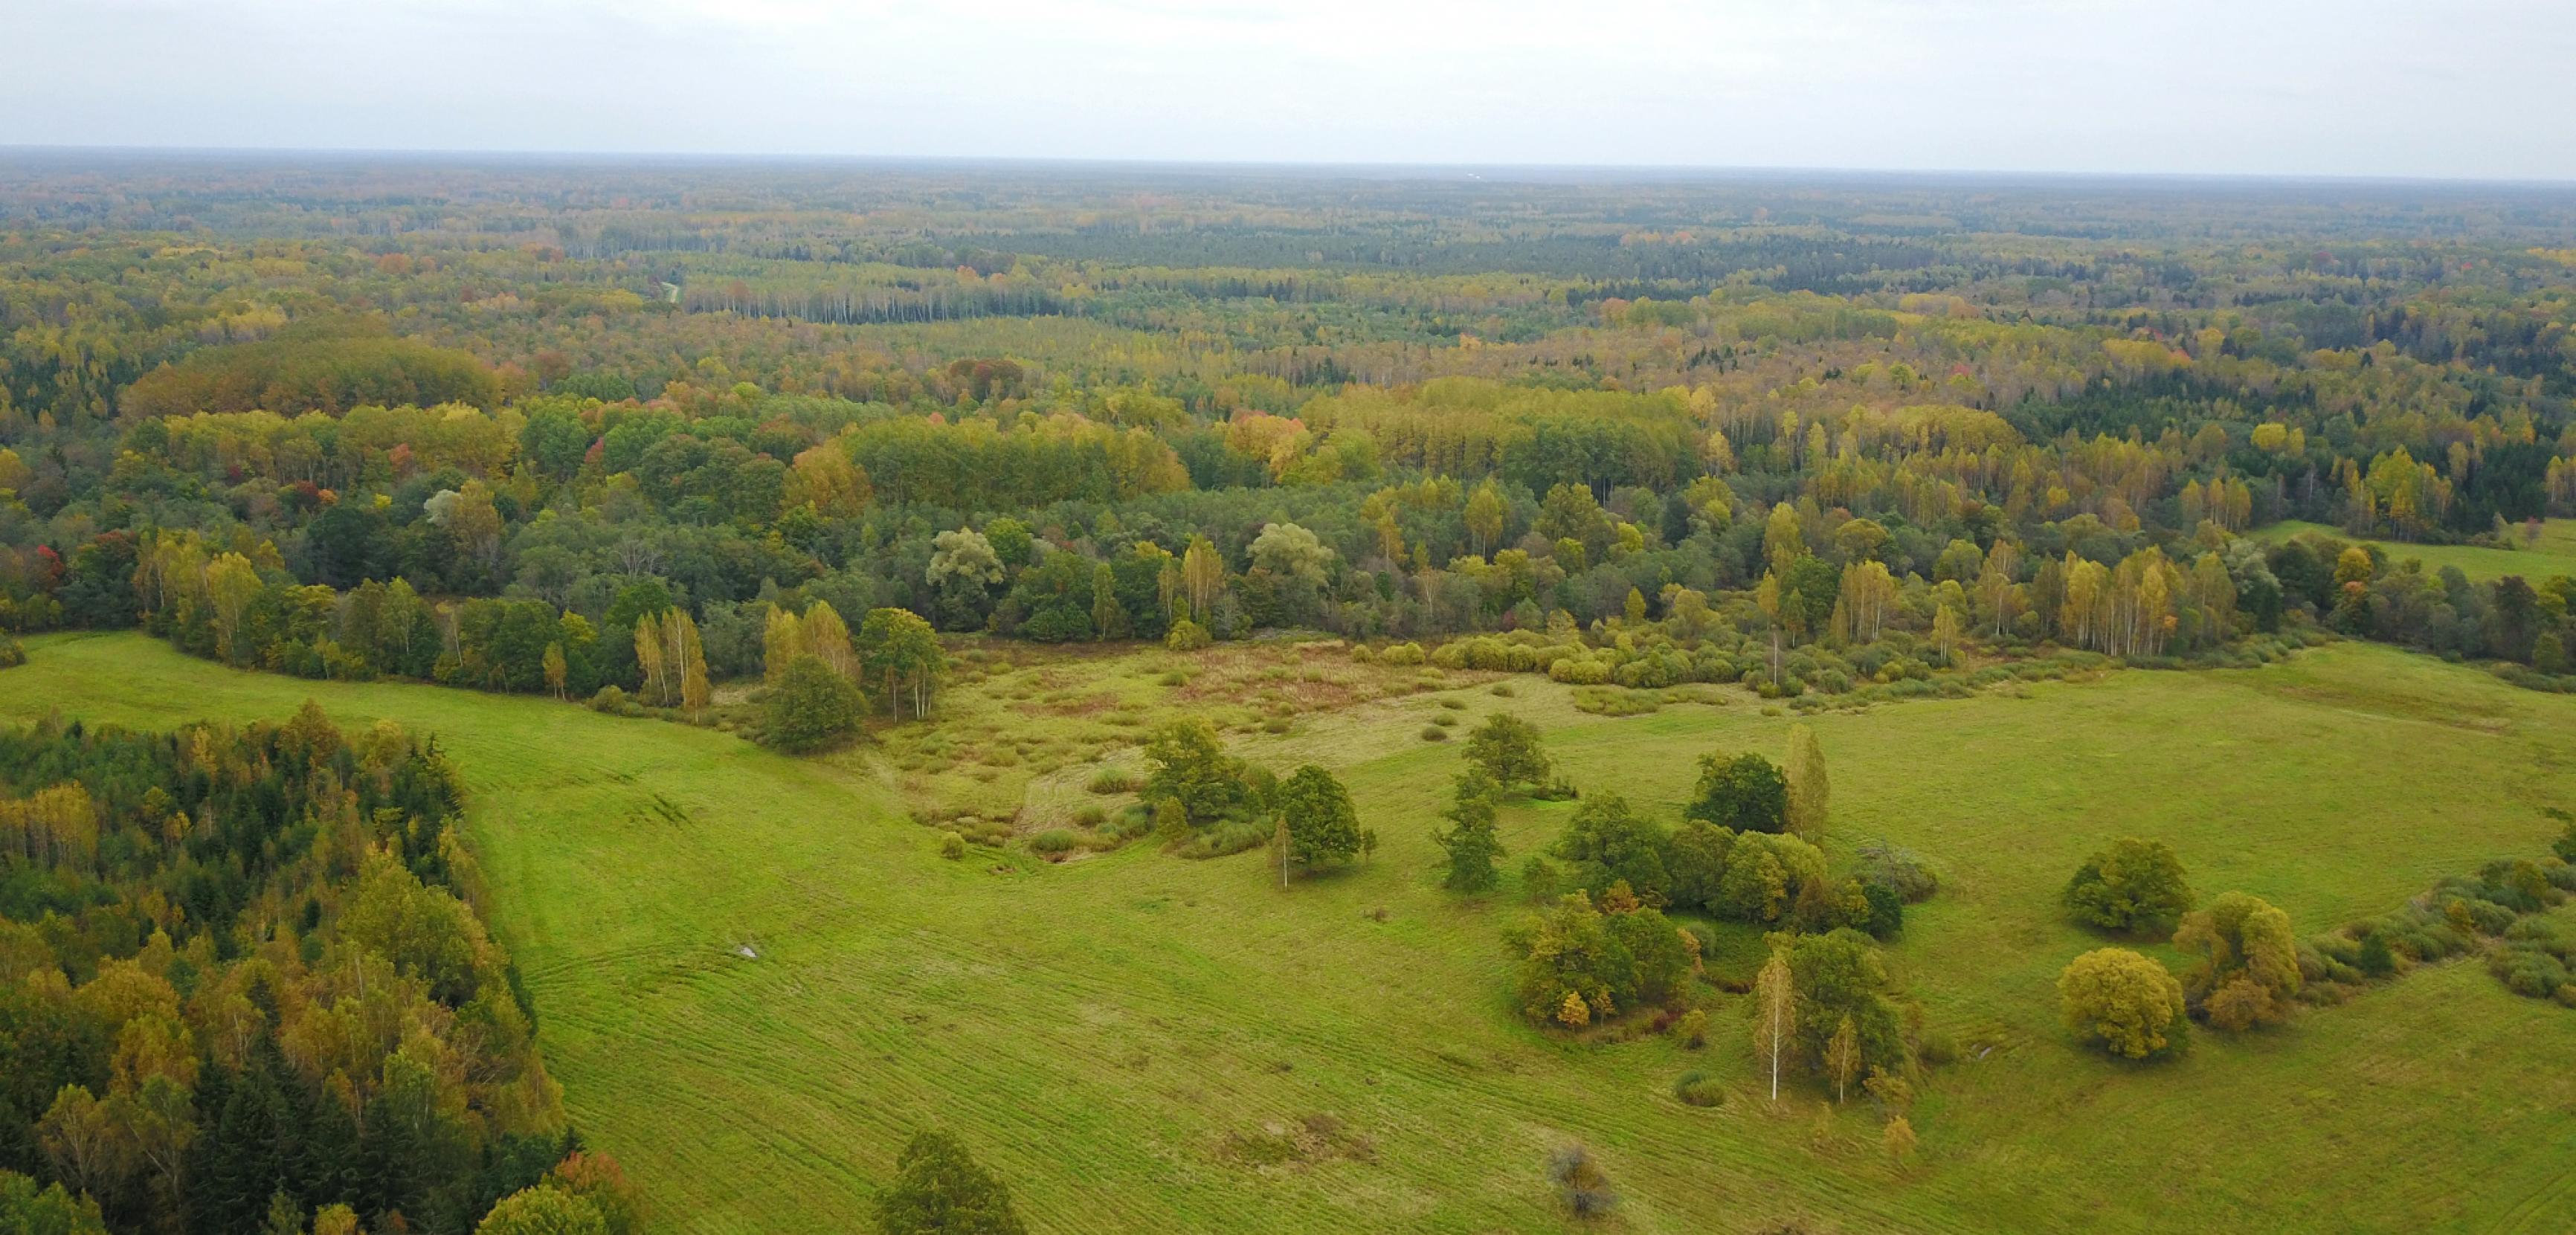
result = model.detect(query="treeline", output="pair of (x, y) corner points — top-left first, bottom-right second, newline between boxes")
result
(86, 527), (951, 738)
(0, 706), (636, 1234)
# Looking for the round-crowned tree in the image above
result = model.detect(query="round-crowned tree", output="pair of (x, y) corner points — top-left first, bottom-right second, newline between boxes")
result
(1277, 764), (1362, 874)
(2064, 837), (2193, 937)
(2058, 947), (2189, 1059)
(764, 654), (865, 753)
(1464, 713), (1552, 789)
(1685, 751), (1788, 833)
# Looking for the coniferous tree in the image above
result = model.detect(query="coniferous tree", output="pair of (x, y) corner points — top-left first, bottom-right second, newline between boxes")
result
(875, 1132), (1025, 1235)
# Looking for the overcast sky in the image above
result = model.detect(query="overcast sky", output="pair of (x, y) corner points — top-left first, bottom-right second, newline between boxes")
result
(3, 0), (2568, 180)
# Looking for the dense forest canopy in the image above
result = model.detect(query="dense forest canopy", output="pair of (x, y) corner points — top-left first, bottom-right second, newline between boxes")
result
(0, 156), (2572, 697)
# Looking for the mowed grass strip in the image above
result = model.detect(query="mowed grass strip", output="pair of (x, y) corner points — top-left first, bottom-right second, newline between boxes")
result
(8, 633), (2576, 1234)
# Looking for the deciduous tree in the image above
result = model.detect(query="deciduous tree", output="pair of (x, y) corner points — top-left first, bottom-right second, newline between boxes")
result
(2058, 947), (2188, 1059)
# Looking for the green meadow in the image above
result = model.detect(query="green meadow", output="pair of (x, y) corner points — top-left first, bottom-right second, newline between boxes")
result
(2253, 519), (2576, 584)
(8, 633), (2575, 1234)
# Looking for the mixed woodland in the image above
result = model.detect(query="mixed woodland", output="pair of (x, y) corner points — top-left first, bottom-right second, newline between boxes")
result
(4, 156), (2576, 1231)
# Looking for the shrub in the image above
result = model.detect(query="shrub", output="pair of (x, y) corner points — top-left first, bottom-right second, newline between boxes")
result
(0, 637), (24, 669)
(938, 832), (967, 860)
(1490, 682), (1518, 697)
(1072, 804), (1107, 828)
(1671, 1070), (1725, 1107)
(2058, 947), (2189, 1059)
(1546, 1145), (1617, 1219)
(763, 654), (866, 753)
(1419, 725), (1449, 742)
(1086, 768), (1139, 794)
(1379, 642), (1427, 666)
(1855, 840), (1939, 903)
(587, 684), (628, 713)
(2064, 837), (2193, 937)
(1028, 829), (1080, 858)
(1164, 619), (1212, 651)
(1174, 817), (1271, 859)
(1674, 1008), (1709, 1048)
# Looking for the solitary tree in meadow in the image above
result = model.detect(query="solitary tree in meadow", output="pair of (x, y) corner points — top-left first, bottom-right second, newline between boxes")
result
(1435, 767), (1507, 892)
(2064, 837), (2195, 937)
(875, 1131), (1026, 1235)
(1464, 713), (1551, 790)
(1275, 764), (1360, 886)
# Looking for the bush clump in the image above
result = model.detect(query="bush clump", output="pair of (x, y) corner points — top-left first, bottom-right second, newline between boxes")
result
(1028, 829), (1081, 858)
(1547, 1144), (1617, 1219)
(763, 654), (866, 753)
(1856, 840), (1940, 903)
(1086, 768), (1139, 794)
(1671, 1071), (1725, 1107)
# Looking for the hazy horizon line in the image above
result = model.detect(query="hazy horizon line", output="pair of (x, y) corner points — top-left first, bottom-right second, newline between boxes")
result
(7, 142), (2576, 192)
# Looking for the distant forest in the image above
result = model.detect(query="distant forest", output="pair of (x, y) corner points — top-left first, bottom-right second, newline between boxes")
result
(1, 157), (2572, 708)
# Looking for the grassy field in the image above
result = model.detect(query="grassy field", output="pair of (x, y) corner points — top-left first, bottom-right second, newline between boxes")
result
(8, 633), (2576, 1234)
(2252, 518), (2576, 583)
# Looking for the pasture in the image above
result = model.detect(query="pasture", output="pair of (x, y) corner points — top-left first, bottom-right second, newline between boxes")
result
(7, 633), (2575, 1234)
(2253, 518), (2576, 584)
